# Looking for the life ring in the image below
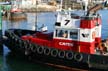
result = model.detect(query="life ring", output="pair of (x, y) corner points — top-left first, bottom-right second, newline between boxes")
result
(31, 44), (37, 53)
(66, 51), (73, 60)
(58, 50), (65, 58)
(44, 47), (51, 55)
(74, 53), (83, 62)
(51, 49), (58, 57)
(37, 46), (44, 54)
(92, 31), (96, 39)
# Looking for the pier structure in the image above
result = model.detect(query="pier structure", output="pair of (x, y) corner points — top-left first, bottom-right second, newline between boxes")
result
(0, 2), (11, 54)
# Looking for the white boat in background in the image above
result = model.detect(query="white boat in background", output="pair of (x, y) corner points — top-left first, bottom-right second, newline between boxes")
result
(9, 5), (27, 20)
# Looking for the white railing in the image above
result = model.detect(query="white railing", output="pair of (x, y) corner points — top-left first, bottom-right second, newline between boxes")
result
(92, 0), (105, 4)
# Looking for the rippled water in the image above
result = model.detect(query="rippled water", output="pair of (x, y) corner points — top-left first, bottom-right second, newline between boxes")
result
(1, 10), (108, 71)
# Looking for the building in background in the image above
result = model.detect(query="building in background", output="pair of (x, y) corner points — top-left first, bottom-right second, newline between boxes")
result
(21, 0), (36, 5)
(21, 0), (51, 5)
(41, 0), (50, 3)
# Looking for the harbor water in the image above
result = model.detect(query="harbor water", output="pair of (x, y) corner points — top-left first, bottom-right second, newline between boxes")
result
(1, 9), (108, 71)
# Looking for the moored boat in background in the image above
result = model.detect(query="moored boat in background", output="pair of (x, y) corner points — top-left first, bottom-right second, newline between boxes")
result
(9, 5), (27, 20)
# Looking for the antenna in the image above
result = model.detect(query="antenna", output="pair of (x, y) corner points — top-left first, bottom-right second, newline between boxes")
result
(82, 0), (88, 11)
(57, 0), (63, 11)
(60, 0), (63, 10)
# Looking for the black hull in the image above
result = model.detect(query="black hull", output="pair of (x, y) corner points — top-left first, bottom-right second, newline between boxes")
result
(3, 29), (108, 71)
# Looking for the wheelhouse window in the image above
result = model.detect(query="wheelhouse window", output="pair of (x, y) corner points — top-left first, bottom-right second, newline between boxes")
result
(70, 29), (78, 40)
(55, 29), (68, 38)
(55, 29), (79, 40)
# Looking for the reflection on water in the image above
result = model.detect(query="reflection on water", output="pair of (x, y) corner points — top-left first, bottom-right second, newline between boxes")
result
(2, 10), (108, 71)
(0, 53), (2, 71)
(3, 46), (56, 71)
(3, 47), (68, 71)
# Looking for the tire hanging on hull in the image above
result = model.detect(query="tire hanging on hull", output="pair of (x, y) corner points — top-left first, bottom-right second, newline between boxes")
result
(66, 51), (73, 60)
(31, 44), (37, 53)
(24, 41), (32, 55)
(44, 47), (51, 55)
(25, 41), (31, 50)
(74, 53), (83, 62)
(51, 49), (58, 57)
(37, 46), (44, 54)
(58, 50), (65, 58)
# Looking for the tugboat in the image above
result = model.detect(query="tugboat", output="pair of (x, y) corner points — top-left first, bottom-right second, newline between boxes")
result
(3, 2), (108, 71)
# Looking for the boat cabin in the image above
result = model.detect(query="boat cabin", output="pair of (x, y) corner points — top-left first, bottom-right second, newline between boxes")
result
(53, 10), (102, 54)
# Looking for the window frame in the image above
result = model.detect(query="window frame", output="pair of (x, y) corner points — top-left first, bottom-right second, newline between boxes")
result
(54, 28), (80, 41)
(69, 29), (79, 40)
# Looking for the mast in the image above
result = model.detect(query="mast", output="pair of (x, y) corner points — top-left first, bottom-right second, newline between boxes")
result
(35, 0), (37, 31)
